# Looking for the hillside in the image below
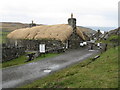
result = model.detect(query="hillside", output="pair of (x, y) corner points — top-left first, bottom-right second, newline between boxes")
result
(1, 22), (29, 31)
(1, 22), (42, 31)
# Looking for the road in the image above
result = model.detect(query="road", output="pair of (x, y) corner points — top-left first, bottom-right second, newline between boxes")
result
(2, 47), (100, 88)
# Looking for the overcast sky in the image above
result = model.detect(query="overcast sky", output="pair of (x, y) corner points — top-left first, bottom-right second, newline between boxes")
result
(0, 0), (119, 27)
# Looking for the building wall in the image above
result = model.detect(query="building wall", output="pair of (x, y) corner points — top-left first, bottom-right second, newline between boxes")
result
(8, 39), (66, 52)
(68, 32), (84, 49)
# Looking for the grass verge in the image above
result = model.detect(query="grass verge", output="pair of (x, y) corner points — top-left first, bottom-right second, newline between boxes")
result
(2, 53), (60, 68)
(21, 46), (118, 88)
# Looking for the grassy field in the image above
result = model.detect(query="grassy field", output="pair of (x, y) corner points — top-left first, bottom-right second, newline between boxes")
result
(21, 46), (118, 88)
(2, 53), (60, 68)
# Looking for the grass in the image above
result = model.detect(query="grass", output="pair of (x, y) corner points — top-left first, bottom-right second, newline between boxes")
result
(21, 46), (118, 88)
(108, 35), (118, 41)
(2, 53), (60, 68)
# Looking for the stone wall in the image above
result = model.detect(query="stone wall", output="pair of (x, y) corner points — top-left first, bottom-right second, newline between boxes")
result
(68, 32), (84, 49)
(2, 44), (25, 62)
(8, 39), (66, 52)
(8, 35), (85, 52)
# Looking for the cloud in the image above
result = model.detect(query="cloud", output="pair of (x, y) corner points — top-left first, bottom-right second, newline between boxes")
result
(0, 0), (119, 27)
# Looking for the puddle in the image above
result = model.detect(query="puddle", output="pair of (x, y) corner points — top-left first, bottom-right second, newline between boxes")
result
(43, 69), (51, 73)
(89, 50), (95, 51)
(49, 65), (60, 69)
(43, 65), (59, 73)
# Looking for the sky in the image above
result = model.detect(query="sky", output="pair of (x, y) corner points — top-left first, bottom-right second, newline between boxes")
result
(0, 0), (119, 27)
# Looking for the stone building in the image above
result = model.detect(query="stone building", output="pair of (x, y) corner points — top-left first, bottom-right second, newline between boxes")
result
(91, 30), (102, 40)
(7, 14), (90, 52)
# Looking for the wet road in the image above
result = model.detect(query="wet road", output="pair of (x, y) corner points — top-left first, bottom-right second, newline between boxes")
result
(2, 47), (100, 88)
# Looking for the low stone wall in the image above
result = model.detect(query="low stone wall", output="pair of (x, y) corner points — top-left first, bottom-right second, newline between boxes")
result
(2, 44), (25, 62)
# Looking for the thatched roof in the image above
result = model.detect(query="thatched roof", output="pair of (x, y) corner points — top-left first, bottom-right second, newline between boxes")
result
(7, 24), (86, 42)
(76, 27), (86, 40)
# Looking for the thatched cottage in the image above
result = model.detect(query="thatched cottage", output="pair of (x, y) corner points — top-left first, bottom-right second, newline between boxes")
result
(7, 14), (90, 52)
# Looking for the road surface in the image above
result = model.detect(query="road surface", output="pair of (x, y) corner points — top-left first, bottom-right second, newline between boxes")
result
(2, 47), (100, 88)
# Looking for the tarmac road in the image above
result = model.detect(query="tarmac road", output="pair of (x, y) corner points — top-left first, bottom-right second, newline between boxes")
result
(2, 47), (100, 88)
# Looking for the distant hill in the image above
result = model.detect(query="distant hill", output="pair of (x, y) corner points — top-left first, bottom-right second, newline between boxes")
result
(85, 26), (117, 31)
(1, 22), (29, 31)
(1, 22), (96, 33)
(1, 22), (42, 31)
(1, 22), (42, 43)
(78, 26), (97, 37)
(108, 27), (119, 35)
